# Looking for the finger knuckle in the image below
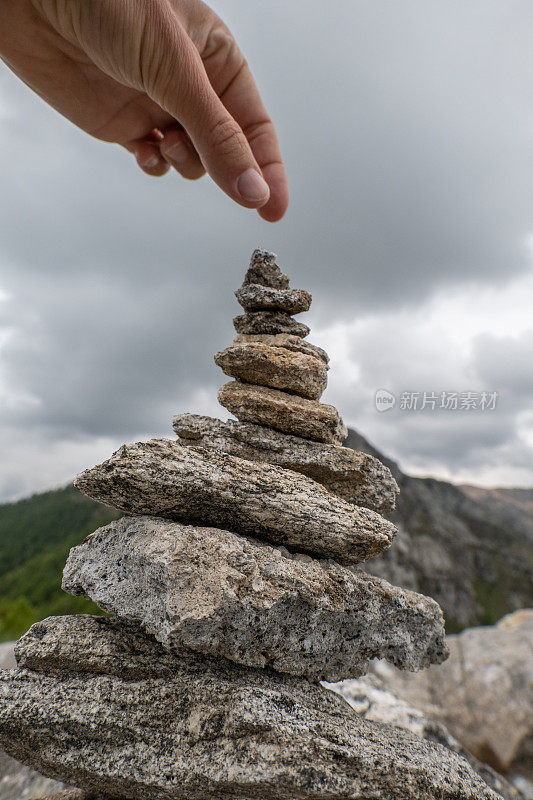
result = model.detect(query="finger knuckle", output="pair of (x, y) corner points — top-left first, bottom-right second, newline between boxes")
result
(204, 26), (237, 61)
(208, 116), (246, 158)
(242, 118), (275, 144)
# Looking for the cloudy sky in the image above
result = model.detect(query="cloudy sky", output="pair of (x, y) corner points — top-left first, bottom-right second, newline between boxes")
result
(1, 0), (533, 501)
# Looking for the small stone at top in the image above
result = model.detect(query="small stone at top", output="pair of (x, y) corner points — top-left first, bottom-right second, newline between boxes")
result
(243, 249), (290, 289)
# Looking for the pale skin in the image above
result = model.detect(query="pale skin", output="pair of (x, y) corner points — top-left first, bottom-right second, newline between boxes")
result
(0, 0), (289, 222)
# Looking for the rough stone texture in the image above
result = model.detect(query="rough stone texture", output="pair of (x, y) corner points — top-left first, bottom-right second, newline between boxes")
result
(234, 332), (329, 363)
(0, 615), (503, 800)
(63, 516), (446, 681)
(235, 284), (311, 314)
(218, 380), (348, 444)
(233, 310), (310, 337)
(214, 343), (328, 400)
(0, 641), (71, 800)
(243, 248), (289, 289)
(356, 610), (533, 774)
(326, 675), (522, 800)
(173, 414), (399, 512)
(74, 439), (396, 564)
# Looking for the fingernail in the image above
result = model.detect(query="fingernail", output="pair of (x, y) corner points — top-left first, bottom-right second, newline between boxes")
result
(139, 153), (160, 169)
(236, 168), (270, 202)
(165, 139), (190, 165)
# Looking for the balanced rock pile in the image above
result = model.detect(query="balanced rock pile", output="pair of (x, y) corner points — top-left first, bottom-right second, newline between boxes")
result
(0, 250), (506, 800)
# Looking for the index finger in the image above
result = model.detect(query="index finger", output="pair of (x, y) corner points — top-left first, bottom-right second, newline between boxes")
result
(218, 62), (289, 222)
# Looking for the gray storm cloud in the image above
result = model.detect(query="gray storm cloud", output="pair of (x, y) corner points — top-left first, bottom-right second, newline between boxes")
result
(0, 0), (532, 499)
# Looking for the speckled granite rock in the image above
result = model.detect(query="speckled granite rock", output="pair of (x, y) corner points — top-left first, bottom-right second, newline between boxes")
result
(1, 643), (73, 800)
(235, 283), (311, 314)
(357, 610), (533, 774)
(242, 248), (289, 289)
(327, 675), (522, 800)
(74, 439), (396, 564)
(234, 332), (329, 363)
(62, 516), (446, 681)
(233, 310), (310, 337)
(173, 414), (398, 511)
(218, 381), (348, 443)
(214, 343), (328, 400)
(0, 615), (502, 800)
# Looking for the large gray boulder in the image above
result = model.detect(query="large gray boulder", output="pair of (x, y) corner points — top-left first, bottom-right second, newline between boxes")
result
(353, 610), (533, 774)
(0, 615), (504, 800)
(0, 646), (72, 800)
(173, 413), (398, 512)
(62, 516), (447, 682)
(74, 439), (396, 564)
(326, 675), (522, 800)
(1, 640), (70, 800)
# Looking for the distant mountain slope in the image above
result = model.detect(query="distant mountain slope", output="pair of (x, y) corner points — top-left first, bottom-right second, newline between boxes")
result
(0, 433), (532, 640)
(0, 486), (120, 641)
(346, 431), (533, 631)
(460, 485), (533, 544)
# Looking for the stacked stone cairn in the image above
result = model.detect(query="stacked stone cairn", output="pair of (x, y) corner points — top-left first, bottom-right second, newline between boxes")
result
(0, 250), (505, 800)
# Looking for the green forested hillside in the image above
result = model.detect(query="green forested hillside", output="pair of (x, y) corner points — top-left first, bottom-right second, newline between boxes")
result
(0, 486), (120, 641)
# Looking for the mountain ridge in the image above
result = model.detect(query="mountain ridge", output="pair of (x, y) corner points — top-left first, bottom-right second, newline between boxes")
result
(346, 431), (533, 630)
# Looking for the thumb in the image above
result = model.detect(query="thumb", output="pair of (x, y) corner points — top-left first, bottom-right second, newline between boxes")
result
(146, 24), (270, 209)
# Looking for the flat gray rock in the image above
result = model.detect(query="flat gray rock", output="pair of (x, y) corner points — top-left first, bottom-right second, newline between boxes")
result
(62, 516), (446, 681)
(233, 332), (329, 363)
(233, 310), (310, 337)
(173, 414), (399, 512)
(214, 342), (328, 400)
(74, 439), (396, 564)
(243, 248), (290, 289)
(218, 380), (348, 443)
(235, 284), (311, 314)
(0, 615), (503, 800)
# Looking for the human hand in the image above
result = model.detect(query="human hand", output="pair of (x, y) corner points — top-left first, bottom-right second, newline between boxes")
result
(0, 0), (288, 221)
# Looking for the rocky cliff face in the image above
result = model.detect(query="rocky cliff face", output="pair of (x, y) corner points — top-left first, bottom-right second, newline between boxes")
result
(347, 431), (533, 630)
